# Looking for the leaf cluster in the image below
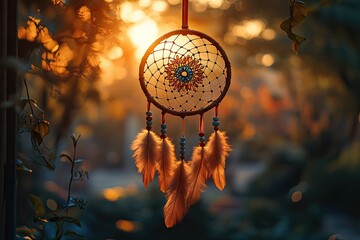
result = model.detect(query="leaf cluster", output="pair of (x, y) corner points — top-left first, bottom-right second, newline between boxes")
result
(17, 135), (88, 240)
(281, 0), (309, 54)
(16, 98), (55, 170)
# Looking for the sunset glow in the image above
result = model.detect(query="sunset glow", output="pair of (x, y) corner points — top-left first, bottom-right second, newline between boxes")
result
(127, 18), (159, 59)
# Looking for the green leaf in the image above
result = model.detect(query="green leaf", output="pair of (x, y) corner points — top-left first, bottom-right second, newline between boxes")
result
(60, 153), (73, 163)
(35, 155), (55, 170)
(16, 225), (38, 239)
(16, 159), (33, 173)
(281, 0), (309, 54)
(74, 159), (84, 164)
(17, 99), (37, 110)
(31, 120), (50, 145)
(64, 230), (87, 239)
(33, 217), (49, 223)
(42, 216), (82, 227)
(62, 216), (82, 227)
(28, 194), (45, 217)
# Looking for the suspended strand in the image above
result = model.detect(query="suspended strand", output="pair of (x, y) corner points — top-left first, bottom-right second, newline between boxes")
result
(182, 0), (189, 29)
(180, 117), (186, 160)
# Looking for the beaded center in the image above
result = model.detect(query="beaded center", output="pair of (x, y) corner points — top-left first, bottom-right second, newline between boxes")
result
(165, 55), (204, 91)
(176, 66), (193, 83)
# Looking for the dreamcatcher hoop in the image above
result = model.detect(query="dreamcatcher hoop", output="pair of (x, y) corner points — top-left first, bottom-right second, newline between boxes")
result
(139, 17), (231, 117)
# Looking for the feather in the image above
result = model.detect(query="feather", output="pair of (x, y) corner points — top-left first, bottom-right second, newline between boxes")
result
(156, 137), (176, 192)
(131, 129), (161, 189)
(163, 160), (189, 228)
(205, 131), (231, 190)
(186, 146), (208, 206)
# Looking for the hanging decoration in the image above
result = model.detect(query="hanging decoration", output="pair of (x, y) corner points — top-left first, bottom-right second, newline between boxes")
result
(131, 0), (231, 228)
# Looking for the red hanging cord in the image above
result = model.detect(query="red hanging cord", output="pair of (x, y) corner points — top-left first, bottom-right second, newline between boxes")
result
(199, 114), (204, 134)
(161, 111), (166, 124)
(215, 104), (219, 117)
(147, 101), (151, 112)
(181, 117), (185, 136)
(182, 0), (188, 29)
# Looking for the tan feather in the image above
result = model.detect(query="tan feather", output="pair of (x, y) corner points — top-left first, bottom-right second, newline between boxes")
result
(163, 160), (189, 228)
(186, 146), (208, 206)
(156, 138), (176, 192)
(205, 131), (231, 190)
(131, 129), (161, 189)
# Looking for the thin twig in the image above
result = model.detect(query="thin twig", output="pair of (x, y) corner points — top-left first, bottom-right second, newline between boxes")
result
(22, 75), (35, 117)
(66, 142), (77, 209)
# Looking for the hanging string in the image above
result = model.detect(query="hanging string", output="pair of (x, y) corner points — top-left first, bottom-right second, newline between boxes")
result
(160, 111), (167, 139)
(146, 101), (152, 131)
(213, 105), (219, 132)
(180, 117), (186, 160)
(182, 0), (189, 29)
(199, 114), (205, 147)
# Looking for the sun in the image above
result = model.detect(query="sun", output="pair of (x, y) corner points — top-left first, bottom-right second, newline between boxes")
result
(127, 18), (158, 59)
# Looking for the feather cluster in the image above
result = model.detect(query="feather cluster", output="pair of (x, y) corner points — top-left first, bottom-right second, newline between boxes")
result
(163, 160), (189, 228)
(131, 129), (231, 228)
(205, 131), (231, 190)
(186, 146), (208, 206)
(156, 137), (176, 192)
(131, 129), (161, 189)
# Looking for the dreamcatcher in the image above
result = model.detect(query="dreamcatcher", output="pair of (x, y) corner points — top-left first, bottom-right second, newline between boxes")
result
(131, 0), (231, 228)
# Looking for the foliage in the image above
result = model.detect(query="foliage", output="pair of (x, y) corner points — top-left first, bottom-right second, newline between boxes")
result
(16, 135), (88, 240)
(12, 0), (360, 239)
(17, 0), (125, 149)
(281, 0), (309, 54)
(16, 96), (55, 170)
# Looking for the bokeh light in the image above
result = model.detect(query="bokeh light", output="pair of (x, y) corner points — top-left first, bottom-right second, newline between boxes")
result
(46, 199), (58, 211)
(232, 19), (266, 40)
(103, 187), (125, 202)
(152, 0), (169, 12)
(262, 28), (276, 40)
(107, 46), (123, 60)
(115, 220), (139, 232)
(261, 54), (275, 67)
(127, 18), (159, 59)
(291, 191), (303, 203)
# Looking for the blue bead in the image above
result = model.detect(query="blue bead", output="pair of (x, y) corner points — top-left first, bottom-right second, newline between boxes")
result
(180, 141), (185, 146)
(146, 120), (152, 126)
(180, 146), (185, 150)
(213, 117), (219, 121)
(161, 124), (167, 129)
(180, 150), (185, 155)
(146, 111), (152, 116)
(180, 137), (186, 142)
(212, 121), (219, 127)
(161, 129), (166, 134)
(199, 136), (206, 142)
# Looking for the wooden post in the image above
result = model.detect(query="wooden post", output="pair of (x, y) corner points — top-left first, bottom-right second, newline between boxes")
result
(0, 0), (17, 238)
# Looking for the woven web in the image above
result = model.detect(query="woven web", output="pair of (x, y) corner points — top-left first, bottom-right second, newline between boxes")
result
(142, 33), (229, 114)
